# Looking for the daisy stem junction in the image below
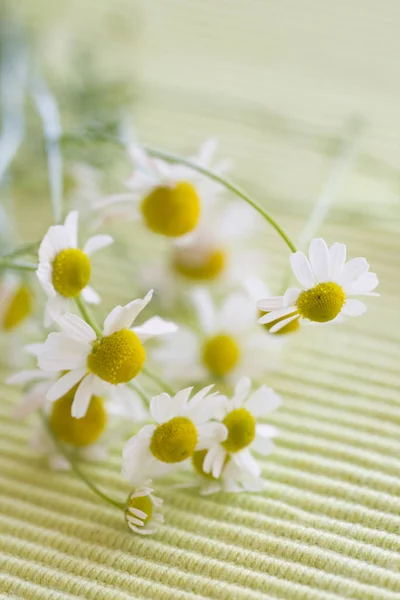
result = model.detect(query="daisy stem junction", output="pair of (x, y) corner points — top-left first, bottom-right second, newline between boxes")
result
(143, 146), (297, 253)
(39, 410), (125, 511)
(141, 366), (175, 396)
(75, 295), (103, 338)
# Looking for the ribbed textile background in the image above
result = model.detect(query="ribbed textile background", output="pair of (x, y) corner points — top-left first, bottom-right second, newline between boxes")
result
(1, 1), (400, 598)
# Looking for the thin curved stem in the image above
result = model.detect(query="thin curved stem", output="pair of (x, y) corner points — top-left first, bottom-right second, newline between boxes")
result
(1, 241), (40, 260)
(143, 146), (297, 253)
(0, 258), (37, 271)
(128, 381), (150, 406)
(141, 366), (175, 396)
(39, 410), (125, 511)
(75, 296), (103, 338)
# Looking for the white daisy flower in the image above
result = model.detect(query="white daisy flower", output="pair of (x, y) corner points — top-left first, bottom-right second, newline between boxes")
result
(122, 384), (227, 485)
(244, 276), (300, 336)
(0, 273), (33, 332)
(36, 210), (114, 325)
(153, 288), (274, 386)
(124, 479), (164, 535)
(35, 290), (177, 419)
(94, 139), (229, 238)
(258, 238), (379, 333)
(203, 376), (281, 480)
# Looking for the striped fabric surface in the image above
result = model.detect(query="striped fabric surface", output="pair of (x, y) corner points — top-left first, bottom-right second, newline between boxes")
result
(2, 0), (400, 598)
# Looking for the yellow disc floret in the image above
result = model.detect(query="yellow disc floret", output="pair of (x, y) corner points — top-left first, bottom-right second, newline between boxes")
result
(87, 329), (146, 384)
(259, 310), (300, 335)
(296, 282), (345, 323)
(202, 334), (240, 376)
(141, 182), (201, 237)
(2, 285), (32, 331)
(222, 408), (256, 453)
(173, 248), (226, 281)
(150, 416), (198, 463)
(50, 385), (107, 446)
(52, 248), (91, 298)
(126, 494), (153, 523)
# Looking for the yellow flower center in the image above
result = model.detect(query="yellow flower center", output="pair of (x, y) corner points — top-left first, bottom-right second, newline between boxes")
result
(202, 334), (240, 376)
(49, 385), (107, 446)
(2, 285), (32, 331)
(52, 248), (91, 298)
(172, 248), (226, 281)
(296, 282), (346, 323)
(87, 329), (146, 384)
(259, 310), (300, 335)
(222, 408), (256, 453)
(150, 416), (198, 463)
(192, 449), (230, 480)
(126, 494), (153, 524)
(141, 182), (201, 237)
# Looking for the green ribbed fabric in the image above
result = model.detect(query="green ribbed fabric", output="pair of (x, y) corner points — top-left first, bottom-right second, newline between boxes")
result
(1, 1), (400, 598)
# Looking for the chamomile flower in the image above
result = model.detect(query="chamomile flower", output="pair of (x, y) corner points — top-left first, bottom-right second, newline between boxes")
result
(203, 376), (281, 480)
(153, 289), (274, 386)
(94, 139), (229, 237)
(0, 273), (33, 332)
(122, 385), (227, 485)
(258, 238), (379, 332)
(36, 210), (113, 325)
(124, 480), (164, 535)
(36, 290), (177, 418)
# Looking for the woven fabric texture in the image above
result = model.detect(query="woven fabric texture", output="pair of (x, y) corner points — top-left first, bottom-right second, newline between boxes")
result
(1, 1), (400, 598)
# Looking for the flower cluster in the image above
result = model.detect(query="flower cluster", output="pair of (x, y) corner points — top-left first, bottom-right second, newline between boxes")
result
(2, 139), (379, 535)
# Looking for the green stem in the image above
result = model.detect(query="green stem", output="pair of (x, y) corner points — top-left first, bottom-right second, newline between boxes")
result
(1, 241), (40, 259)
(143, 146), (297, 253)
(75, 296), (103, 338)
(0, 258), (37, 271)
(141, 366), (175, 396)
(128, 381), (150, 405)
(40, 410), (125, 510)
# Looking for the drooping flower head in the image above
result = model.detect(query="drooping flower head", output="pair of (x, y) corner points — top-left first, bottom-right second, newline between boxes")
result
(35, 290), (177, 418)
(125, 480), (164, 535)
(122, 384), (227, 485)
(258, 238), (379, 332)
(94, 139), (229, 238)
(37, 211), (113, 325)
(202, 376), (281, 481)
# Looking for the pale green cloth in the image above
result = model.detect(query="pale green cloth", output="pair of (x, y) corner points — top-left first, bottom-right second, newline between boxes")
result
(1, 1), (400, 598)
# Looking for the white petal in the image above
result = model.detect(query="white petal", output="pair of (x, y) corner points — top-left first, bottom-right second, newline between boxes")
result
(64, 211), (79, 248)
(269, 314), (299, 334)
(290, 252), (315, 288)
(46, 368), (87, 402)
(133, 316), (178, 342)
(81, 286), (101, 305)
(232, 376), (252, 407)
(6, 370), (47, 385)
(329, 243), (346, 281)
(283, 288), (301, 307)
(211, 446), (227, 479)
(343, 272), (378, 296)
(233, 449), (261, 477)
(106, 290), (154, 334)
(256, 424), (279, 438)
(308, 238), (330, 282)
(257, 297), (285, 312)
(200, 481), (221, 496)
(191, 288), (215, 334)
(203, 444), (222, 474)
(38, 333), (89, 371)
(197, 423), (227, 449)
(57, 313), (97, 343)
(45, 295), (68, 325)
(341, 299), (367, 317)
(14, 382), (51, 420)
(83, 234), (114, 256)
(71, 374), (95, 418)
(339, 258), (369, 285)
(251, 435), (275, 456)
(25, 343), (46, 357)
(38, 226), (70, 263)
(246, 386), (282, 417)
(244, 276), (270, 302)
(150, 392), (173, 424)
(258, 306), (296, 325)
(219, 294), (256, 333)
